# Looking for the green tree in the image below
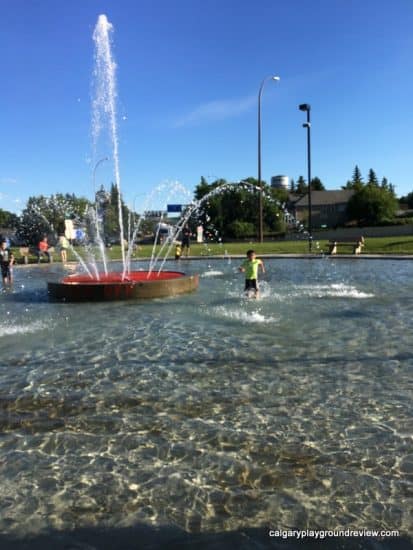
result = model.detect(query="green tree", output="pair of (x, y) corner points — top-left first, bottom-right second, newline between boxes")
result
(17, 196), (55, 244)
(194, 177), (228, 236)
(367, 169), (379, 187)
(193, 176), (285, 239)
(296, 176), (307, 194)
(194, 176), (213, 200)
(103, 183), (130, 241)
(381, 177), (389, 190)
(227, 220), (255, 238)
(291, 176), (324, 192)
(0, 209), (19, 228)
(270, 186), (289, 204)
(16, 193), (92, 244)
(352, 165), (364, 188)
(347, 184), (398, 225)
(399, 191), (413, 208)
(310, 177), (325, 191)
(343, 165), (364, 191)
(380, 177), (396, 195)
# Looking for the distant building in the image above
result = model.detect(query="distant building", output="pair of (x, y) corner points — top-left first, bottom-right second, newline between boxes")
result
(143, 210), (166, 219)
(144, 207), (189, 221)
(271, 175), (289, 190)
(289, 190), (355, 228)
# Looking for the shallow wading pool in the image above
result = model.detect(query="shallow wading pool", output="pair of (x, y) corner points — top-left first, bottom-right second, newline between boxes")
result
(0, 259), (412, 538)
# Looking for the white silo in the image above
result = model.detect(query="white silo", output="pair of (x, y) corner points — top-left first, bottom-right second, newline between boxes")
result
(271, 175), (289, 190)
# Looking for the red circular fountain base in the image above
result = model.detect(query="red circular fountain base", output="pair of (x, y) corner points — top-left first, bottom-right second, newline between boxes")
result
(48, 271), (199, 302)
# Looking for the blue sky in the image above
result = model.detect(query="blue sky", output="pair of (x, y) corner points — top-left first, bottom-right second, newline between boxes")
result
(1, 0), (412, 213)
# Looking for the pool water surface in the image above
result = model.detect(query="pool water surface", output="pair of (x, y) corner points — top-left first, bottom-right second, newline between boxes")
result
(0, 259), (411, 539)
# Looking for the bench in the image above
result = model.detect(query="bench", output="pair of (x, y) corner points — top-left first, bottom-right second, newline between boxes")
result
(19, 246), (55, 264)
(327, 237), (364, 255)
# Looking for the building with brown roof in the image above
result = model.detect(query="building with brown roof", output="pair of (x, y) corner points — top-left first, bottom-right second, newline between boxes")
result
(289, 190), (355, 228)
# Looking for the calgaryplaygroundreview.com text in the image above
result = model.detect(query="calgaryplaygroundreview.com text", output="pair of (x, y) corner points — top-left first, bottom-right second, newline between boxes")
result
(268, 529), (400, 540)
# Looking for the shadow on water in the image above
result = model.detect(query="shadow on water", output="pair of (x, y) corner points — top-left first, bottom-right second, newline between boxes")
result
(0, 525), (410, 550)
(1, 289), (49, 304)
(322, 309), (370, 319)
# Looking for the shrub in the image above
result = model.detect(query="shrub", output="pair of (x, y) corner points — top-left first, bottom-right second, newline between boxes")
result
(227, 221), (256, 238)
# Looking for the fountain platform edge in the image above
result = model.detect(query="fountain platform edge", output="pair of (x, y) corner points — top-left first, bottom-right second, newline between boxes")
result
(47, 271), (199, 302)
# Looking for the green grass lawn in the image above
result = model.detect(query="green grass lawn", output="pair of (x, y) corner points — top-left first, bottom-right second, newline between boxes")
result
(361, 236), (413, 255)
(13, 235), (413, 264)
(109, 236), (413, 257)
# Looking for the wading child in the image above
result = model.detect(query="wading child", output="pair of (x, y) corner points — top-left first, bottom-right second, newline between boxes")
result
(181, 225), (191, 257)
(58, 233), (69, 264)
(0, 240), (14, 288)
(239, 249), (265, 298)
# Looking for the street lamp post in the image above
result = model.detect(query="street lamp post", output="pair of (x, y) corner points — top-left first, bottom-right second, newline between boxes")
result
(258, 75), (280, 243)
(299, 104), (312, 252)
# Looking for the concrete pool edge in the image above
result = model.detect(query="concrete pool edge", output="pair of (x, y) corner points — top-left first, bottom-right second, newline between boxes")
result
(14, 253), (413, 270)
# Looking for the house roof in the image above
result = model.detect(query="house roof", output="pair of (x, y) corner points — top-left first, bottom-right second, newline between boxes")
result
(290, 190), (354, 207)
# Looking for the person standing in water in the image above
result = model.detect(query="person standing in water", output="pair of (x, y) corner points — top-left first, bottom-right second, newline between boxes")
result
(0, 239), (14, 288)
(181, 225), (191, 257)
(239, 249), (265, 298)
(58, 233), (69, 264)
(175, 242), (182, 260)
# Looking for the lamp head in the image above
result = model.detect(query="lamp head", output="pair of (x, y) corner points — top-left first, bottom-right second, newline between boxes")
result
(299, 103), (311, 112)
(272, 76), (281, 81)
(302, 122), (311, 128)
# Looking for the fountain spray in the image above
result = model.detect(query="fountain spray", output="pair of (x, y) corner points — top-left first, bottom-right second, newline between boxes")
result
(92, 14), (126, 275)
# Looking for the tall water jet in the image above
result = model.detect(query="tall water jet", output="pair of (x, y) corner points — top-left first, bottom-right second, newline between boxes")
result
(47, 15), (199, 301)
(92, 14), (126, 273)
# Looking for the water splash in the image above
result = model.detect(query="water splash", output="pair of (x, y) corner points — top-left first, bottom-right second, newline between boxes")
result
(292, 283), (375, 299)
(211, 305), (278, 324)
(150, 180), (308, 275)
(201, 270), (224, 277)
(92, 15), (126, 275)
(0, 320), (49, 337)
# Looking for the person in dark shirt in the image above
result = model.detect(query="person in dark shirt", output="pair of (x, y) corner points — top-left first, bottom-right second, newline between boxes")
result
(181, 225), (191, 257)
(0, 240), (14, 287)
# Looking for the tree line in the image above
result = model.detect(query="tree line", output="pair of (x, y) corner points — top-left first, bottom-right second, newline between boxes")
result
(0, 167), (412, 243)
(193, 176), (288, 239)
(193, 166), (410, 232)
(0, 186), (132, 245)
(284, 165), (411, 226)
(289, 176), (325, 193)
(342, 165), (399, 225)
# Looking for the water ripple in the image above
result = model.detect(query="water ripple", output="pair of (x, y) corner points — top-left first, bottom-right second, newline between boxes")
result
(0, 260), (412, 538)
